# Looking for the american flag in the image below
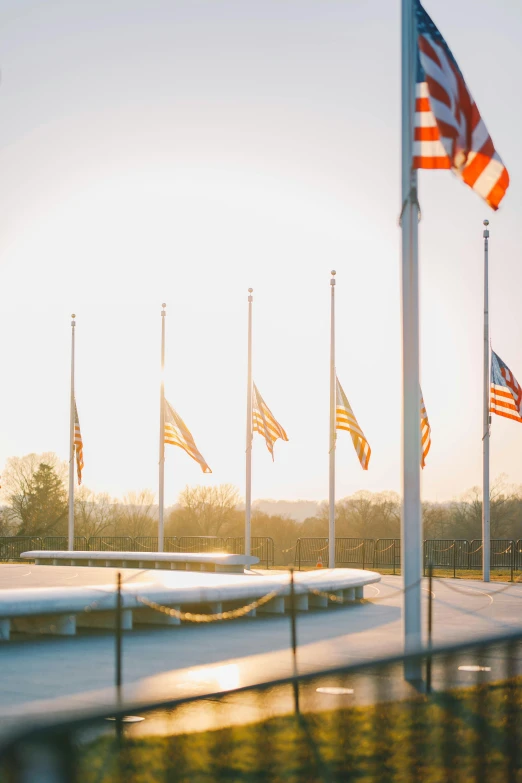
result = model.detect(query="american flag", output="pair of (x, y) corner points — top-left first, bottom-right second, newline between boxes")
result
(414, 0), (509, 210)
(252, 383), (288, 460)
(74, 401), (84, 485)
(420, 390), (431, 469)
(490, 351), (522, 423)
(164, 399), (212, 473)
(335, 377), (371, 470)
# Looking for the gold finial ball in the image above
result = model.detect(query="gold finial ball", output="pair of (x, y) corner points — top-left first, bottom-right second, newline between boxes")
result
(483, 219), (489, 226)
(331, 270), (336, 276)
(248, 288), (253, 293)
(71, 313), (76, 319)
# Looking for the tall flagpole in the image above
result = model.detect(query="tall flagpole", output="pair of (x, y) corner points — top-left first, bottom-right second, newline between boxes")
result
(329, 271), (336, 569)
(158, 303), (166, 553)
(245, 288), (253, 557)
(401, 0), (422, 678)
(68, 313), (76, 552)
(482, 220), (490, 582)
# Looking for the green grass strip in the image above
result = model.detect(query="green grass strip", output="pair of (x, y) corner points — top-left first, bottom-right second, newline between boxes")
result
(79, 678), (522, 783)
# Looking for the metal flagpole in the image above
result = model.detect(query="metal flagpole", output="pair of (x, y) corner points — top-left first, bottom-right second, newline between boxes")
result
(68, 314), (76, 551)
(158, 303), (166, 553)
(329, 271), (336, 569)
(482, 220), (490, 582)
(245, 288), (253, 557)
(401, 0), (422, 679)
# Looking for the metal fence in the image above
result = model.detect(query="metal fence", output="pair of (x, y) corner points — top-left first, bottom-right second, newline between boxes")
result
(295, 537), (328, 568)
(88, 536), (136, 552)
(373, 538), (401, 573)
(1, 535), (521, 574)
(0, 537), (44, 561)
(336, 538), (375, 568)
(226, 536), (275, 567)
(423, 539), (470, 576)
(1, 629), (521, 782)
(41, 535), (88, 551)
(294, 537), (521, 575)
(177, 536), (227, 552)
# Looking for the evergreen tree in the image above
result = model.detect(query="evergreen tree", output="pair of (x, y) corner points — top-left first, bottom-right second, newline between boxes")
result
(17, 462), (68, 536)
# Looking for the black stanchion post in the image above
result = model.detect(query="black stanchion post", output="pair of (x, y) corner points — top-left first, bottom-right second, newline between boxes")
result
(393, 540), (396, 576)
(453, 541), (456, 579)
(511, 542), (514, 583)
(266, 537), (269, 570)
(115, 571), (123, 741)
(426, 562), (433, 694)
(289, 568), (300, 715)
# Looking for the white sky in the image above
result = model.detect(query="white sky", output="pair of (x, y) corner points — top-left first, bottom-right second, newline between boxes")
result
(0, 0), (521, 506)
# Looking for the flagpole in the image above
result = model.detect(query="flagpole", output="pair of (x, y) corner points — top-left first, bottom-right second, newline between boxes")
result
(482, 220), (490, 582)
(329, 271), (336, 569)
(401, 0), (422, 679)
(245, 288), (253, 557)
(68, 314), (76, 552)
(158, 303), (166, 553)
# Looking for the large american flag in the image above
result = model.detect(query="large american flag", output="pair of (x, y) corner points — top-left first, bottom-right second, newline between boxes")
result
(74, 401), (84, 485)
(164, 399), (212, 473)
(490, 351), (522, 423)
(420, 390), (431, 469)
(252, 383), (288, 460)
(335, 377), (371, 470)
(414, 0), (509, 210)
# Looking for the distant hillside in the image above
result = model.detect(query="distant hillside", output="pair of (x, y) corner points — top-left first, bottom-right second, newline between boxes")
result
(252, 499), (322, 522)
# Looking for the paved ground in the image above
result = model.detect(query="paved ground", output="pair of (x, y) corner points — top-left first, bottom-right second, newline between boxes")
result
(0, 566), (520, 736)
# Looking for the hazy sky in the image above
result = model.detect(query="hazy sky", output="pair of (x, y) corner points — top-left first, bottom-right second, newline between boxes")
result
(0, 0), (521, 506)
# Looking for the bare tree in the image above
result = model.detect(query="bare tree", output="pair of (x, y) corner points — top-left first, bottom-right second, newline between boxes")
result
(168, 484), (241, 537)
(74, 488), (116, 539)
(113, 489), (157, 538)
(422, 502), (453, 539)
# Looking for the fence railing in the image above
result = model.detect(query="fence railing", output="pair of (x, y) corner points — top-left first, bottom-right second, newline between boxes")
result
(295, 537), (521, 576)
(373, 538), (401, 573)
(1, 535), (521, 574)
(1, 628), (521, 782)
(226, 536), (275, 568)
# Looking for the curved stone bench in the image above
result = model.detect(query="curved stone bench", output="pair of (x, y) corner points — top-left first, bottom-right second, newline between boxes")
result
(0, 562), (380, 641)
(21, 551), (259, 574)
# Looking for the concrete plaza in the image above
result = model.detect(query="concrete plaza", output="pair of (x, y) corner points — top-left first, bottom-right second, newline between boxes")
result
(0, 565), (520, 735)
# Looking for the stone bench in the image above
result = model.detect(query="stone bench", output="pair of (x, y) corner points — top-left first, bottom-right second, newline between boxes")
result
(0, 566), (380, 640)
(21, 551), (259, 574)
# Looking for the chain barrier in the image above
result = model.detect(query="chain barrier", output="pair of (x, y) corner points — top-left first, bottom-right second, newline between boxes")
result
(430, 542), (455, 553)
(136, 589), (282, 623)
(337, 542), (364, 553)
(375, 542), (395, 554)
(136, 578), (417, 620)
(309, 587), (346, 604)
(312, 543), (330, 553)
(308, 577), (423, 605)
(134, 540), (154, 551)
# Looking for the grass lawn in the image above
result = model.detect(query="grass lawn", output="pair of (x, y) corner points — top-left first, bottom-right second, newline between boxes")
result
(79, 677), (522, 783)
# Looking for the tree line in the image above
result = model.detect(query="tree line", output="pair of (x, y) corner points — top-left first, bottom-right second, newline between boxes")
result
(1, 454), (522, 560)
